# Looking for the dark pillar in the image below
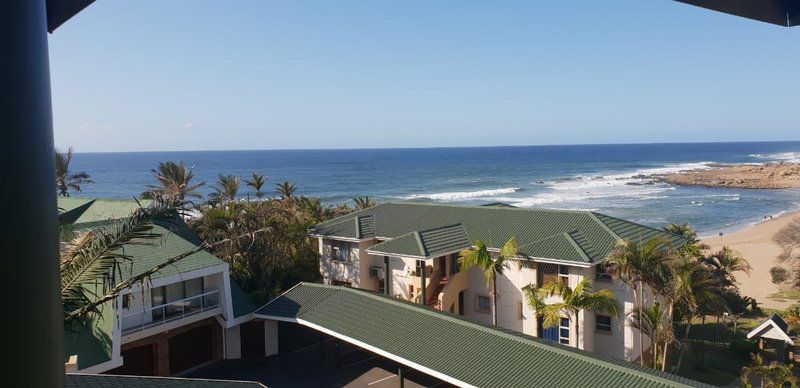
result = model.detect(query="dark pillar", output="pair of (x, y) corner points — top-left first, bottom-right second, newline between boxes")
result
(1, 1), (63, 387)
(420, 261), (426, 305)
(398, 367), (404, 388)
(383, 256), (390, 296)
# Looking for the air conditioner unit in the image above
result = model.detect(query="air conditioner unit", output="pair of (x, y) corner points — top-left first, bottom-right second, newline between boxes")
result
(369, 266), (385, 279)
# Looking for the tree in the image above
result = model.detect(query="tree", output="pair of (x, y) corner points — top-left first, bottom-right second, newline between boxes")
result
(664, 222), (708, 259)
(210, 174), (240, 204)
(244, 172), (267, 199)
(143, 161), (204, 208)
(605, 237), (672, 366)
(629, 302), (675, 369)
(55, 147), (93, 197)
(276, 181), (297, 200)
(662, 253), (722, 372)
(741, 353), (798, 388)
(525, 278), (621, 349)
(459, 238), (517, 326)
(352, 196), (378, 210)
(702, 247), (751, 287)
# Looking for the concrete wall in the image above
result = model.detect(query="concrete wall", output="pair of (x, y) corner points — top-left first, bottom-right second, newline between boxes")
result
(319, 238), (361, 287)
(225, 325), (241, 359)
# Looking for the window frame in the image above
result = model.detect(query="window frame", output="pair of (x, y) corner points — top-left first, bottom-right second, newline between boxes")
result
(595, 314), (612, 333)
(559, 317), (570, 345)
(475, 294), (491, 314)
(595, 263), (612, 282)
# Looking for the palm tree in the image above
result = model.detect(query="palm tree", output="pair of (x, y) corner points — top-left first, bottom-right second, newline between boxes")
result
(211, 174), (240, 204)
(352, 196), (378, 210)
(144, 161), (204, 207)
(629, 302), (675, 369)
(276, 181), (297, 199)
(61, 205), (177, 322)
(525, 278), (620, 349)
(702, 247), (751, 287)
(55, 147), (93, 197)
(244, 172), (267, 199)
(664, 222), (708, 258)
(459, 238), (517, 326)
(664, 254), (722, 372)
(605, 237), (672, 366)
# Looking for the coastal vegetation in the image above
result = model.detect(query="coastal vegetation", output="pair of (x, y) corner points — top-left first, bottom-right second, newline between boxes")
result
(142, 161), (205, 208)
(55, 147), (93, 197)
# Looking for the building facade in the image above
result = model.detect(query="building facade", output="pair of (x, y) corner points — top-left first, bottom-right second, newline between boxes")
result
(311, 202), (684, 361)
(60, 198), (265, 376)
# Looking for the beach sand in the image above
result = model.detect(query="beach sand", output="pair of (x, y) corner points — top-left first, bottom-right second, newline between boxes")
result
(702, 211), (800, 310)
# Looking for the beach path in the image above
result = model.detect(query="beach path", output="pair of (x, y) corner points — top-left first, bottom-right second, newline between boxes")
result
(703, 212), (800, 311)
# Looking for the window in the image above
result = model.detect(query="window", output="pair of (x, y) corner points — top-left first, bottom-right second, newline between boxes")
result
(476, 295), (491, 314)
(537, 263), (559, 285)
(450, 253), (460, 275)
(558, 265), (569, 284)
(596, 315), (612, 332)
(329, 241), (351, 262)
(595, 263), (612, 282)
(559, 317), (571, 345)
(122, 294), (131, 309)
(151, 286), (166, 320)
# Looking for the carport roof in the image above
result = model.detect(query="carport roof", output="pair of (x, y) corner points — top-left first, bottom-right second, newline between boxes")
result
(255, 283), (708, 388)
(66, 373), (266, 387)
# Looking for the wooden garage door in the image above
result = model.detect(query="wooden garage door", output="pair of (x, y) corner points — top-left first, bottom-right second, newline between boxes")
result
(107, 344), (154, 376)
(240, 320), (266, 358)
(168, 324), (213, 374)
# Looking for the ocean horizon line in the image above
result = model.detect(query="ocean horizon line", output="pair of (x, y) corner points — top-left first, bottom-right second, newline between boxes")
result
(67, 139), (800, 155)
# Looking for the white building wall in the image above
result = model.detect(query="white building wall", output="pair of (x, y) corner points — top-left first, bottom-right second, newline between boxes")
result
(319, 238), (361, 287)
(225, 325), (242, 359)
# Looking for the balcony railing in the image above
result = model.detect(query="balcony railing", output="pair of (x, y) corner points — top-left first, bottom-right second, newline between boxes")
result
(121, 289), (220, 334)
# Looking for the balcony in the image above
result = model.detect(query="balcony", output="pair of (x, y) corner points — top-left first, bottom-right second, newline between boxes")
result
(121, 289), (220, 335)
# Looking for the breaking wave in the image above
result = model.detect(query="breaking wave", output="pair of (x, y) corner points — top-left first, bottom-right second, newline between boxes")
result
(404, 187), (521, 201)
(749, 152), (800, 163)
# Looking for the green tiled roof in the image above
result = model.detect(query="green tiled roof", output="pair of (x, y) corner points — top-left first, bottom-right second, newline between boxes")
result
(230, 281), (260, 318)
(313, 202), (685, 263)
(256, 283), (707, 388)
(368, 224), (470, 258)
(66, 374), (266, 387)
(64, 298), (114, 370)
(59, 197), (151, 225)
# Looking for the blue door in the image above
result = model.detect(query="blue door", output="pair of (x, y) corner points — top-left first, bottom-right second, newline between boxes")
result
(538, 317), (559, 342)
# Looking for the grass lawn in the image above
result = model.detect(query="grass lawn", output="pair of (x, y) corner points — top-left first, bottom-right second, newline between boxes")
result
(768, 289), (800, 304)
(671, 343), (747, 386)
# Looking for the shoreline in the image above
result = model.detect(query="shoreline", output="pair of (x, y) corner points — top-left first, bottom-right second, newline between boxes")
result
(702, 209), (800, 310)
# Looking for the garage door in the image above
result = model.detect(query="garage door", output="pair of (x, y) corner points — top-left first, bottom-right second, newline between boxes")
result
(108, 344), (154, 376)
(240, 320), (265, 358)
(168, 324), (213, 374)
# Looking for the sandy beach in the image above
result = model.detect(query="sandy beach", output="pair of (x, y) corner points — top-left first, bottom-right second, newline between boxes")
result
(703, 211), (800, 310)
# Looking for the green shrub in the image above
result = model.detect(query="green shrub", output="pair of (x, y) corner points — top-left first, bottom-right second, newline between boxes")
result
(729, 339), (757, 360)
(770, 266), (790, 284)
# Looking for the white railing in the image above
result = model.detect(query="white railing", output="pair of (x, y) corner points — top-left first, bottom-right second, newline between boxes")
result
(121, 289), (220, 334)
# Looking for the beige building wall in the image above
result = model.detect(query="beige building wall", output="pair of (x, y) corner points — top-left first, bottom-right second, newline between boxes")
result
(317, 237), (647, 362)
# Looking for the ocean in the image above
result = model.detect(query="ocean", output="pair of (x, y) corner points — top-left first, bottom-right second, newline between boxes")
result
(70, 141), (800, 236)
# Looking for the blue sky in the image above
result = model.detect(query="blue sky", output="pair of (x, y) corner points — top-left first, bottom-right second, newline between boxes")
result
(49, 1), (799, 152)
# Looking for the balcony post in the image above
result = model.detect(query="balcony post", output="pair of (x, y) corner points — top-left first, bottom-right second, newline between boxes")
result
(420, 260), (426, 305)
(1, 1), (63, 386)
(383, 256), (390, 296)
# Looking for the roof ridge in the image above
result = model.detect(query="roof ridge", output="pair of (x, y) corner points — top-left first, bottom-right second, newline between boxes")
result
(418, 222), (464, 234)
(413, 231), (427, 256)
(333, 285), (698, 387)
(562, 231), (592, 262)
(591, 212), (688, 243)
(587, 212), (622, 241)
